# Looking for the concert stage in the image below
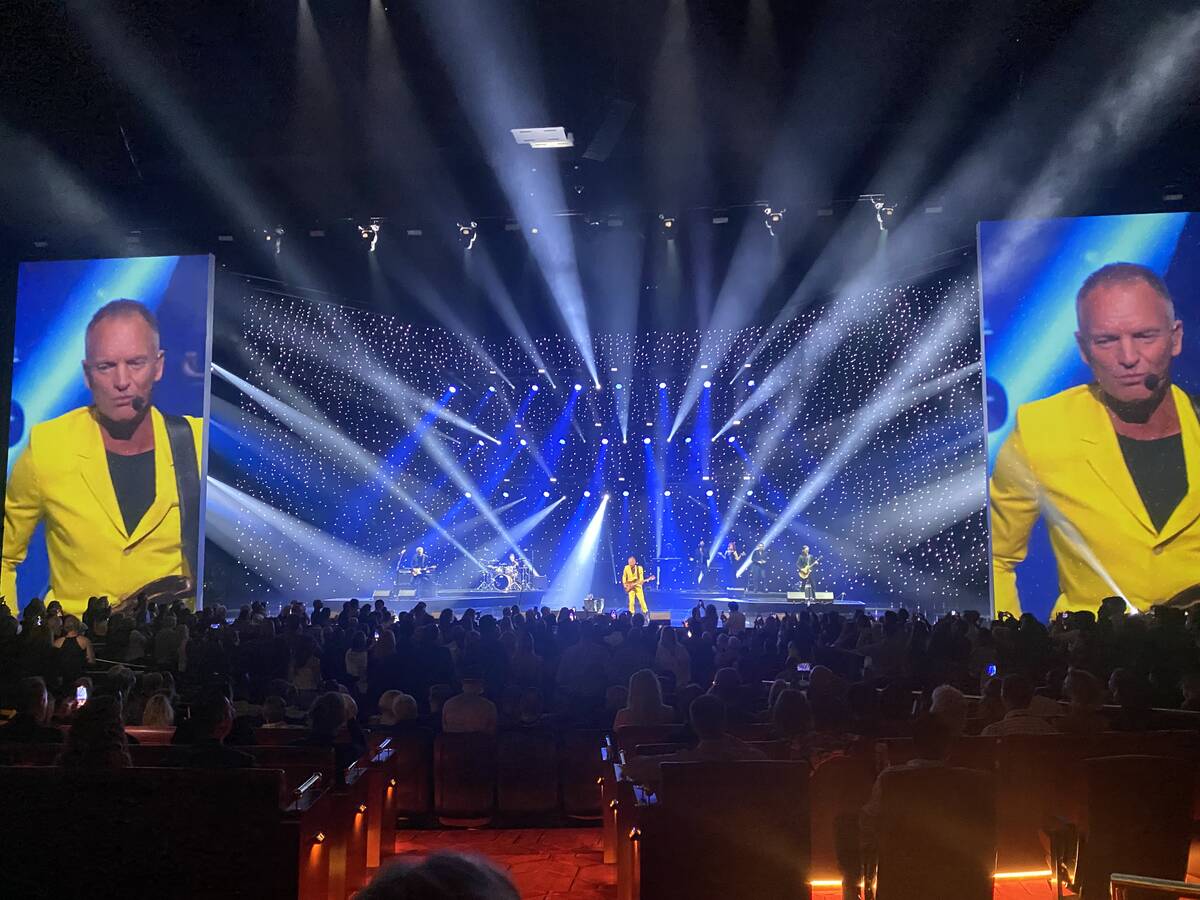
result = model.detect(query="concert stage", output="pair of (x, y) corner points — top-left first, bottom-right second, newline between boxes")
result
(340, 587), (883, 623)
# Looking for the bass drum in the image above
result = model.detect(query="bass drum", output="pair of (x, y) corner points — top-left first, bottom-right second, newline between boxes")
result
(492, 572), (515, 593)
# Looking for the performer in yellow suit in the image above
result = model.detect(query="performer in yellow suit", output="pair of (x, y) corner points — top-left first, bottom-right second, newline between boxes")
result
(2, 300), (203, 616)
(622, 555), (653, 614)
(989, 263), (1200, 616)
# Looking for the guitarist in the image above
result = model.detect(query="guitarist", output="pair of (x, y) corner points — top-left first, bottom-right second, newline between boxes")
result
(408, 546), (437, 599)
(622, 555), (654, 614)
(796, 545), (819, 602)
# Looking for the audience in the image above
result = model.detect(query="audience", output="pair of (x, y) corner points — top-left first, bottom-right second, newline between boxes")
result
(981, 674), (1059, 736)
(625, 694), (767, 786)
(0, 676), (63, 743)
(173, 691), (254, 768)
(56, 695), (131, 769)
(442, 675), (499, 735)
(614, 668), (676, 728)
(359, 852), (519, 900)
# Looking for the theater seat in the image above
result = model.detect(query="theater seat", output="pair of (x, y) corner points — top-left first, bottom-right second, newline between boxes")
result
(125, 726), (175, 745)
(560, 729), (605, 820)
(871, 765), (997, 900)
(434, 732), (496, 825)
(809, 753), (876, 884)
(497, 729), (559, 819)
(637, 760), (811, 900)
(614, 724), (686, 757)
(377, 728), (433, 821)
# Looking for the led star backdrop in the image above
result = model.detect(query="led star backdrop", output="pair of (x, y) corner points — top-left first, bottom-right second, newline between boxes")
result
(4, 255), (214, 611)
(205, 274), (988, 610)
(979, 212), (1200, 618)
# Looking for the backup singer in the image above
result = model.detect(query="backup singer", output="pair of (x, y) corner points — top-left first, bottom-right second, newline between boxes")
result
(721, 540), (744, 588)
(747, 544), (769, 592)
(622, 555), (653, 614)
(2, 300), (203, 615)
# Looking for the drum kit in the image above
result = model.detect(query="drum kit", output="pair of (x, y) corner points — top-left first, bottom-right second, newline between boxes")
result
(479, 558), (535, 593)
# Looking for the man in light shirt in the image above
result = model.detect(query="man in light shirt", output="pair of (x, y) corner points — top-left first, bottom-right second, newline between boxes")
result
(441, 675), (498, 735)
(981, 674), (1059, 736)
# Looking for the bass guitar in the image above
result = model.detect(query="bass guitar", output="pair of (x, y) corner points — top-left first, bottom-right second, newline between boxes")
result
(410, 565), (438, 577)
(622, 573), (656, 592)
(797, 558), (821, 580)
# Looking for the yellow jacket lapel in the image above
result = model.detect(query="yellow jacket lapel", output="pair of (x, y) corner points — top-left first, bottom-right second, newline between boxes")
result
(127, 409), (175, 546)
(77, 415), (128, 540)
(1079, 390), (1156, 536)
(1157, 387), (1200, 543)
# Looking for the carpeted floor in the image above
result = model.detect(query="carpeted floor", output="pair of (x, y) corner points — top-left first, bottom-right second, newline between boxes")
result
(389, 827), (1058, 900)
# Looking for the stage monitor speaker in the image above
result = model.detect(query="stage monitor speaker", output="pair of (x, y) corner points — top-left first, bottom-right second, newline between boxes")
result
(647, 611), (673, 622)
(785, 591), (836, 602)
(372, 590), (391, 600)
(393, 589), (416, 598)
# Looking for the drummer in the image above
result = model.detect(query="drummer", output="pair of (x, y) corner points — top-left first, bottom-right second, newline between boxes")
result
(505, 551), (519, 574)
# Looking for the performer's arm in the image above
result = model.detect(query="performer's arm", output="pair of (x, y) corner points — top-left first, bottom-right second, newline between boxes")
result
(989, 424), (1041, 617)
(2, 446), (44, 605)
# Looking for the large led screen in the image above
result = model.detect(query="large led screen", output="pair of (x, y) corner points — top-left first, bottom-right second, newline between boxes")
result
(979, 213), (1200, 620)
(4, 255), (214, 614)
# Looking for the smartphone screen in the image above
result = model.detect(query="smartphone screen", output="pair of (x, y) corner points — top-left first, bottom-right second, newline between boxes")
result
(986, 664), (998, 677)
(796, 663), (812, 674)
(75, 685), (88, 705)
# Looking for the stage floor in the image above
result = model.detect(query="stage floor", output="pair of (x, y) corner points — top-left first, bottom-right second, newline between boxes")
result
(325, 587), (886, 622)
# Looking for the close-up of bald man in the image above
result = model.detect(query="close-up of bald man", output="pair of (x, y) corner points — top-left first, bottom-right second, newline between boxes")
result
(2, 299), (203, 615)
(990, 262), (1200, 616)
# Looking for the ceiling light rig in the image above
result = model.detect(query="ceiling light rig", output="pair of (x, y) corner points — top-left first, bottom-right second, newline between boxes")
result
(358, 219), (381, 252)
(862, 194), (896, 232)
(762, 206), (785, 236)
(457, 221), (478, 250)
(659, 214), (676, 237)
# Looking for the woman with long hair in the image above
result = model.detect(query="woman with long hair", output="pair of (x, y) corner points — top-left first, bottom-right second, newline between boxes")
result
(615, 668), (676, 728)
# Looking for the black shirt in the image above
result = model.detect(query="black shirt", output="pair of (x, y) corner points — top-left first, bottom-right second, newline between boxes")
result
(106, 449), (156, 534)
(1117, 433), (1188, 532)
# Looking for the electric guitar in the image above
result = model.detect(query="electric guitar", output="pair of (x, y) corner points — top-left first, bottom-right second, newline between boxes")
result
(797, 558), (821, 580)
(622, 573), (656, 592)
(410, 565), (438, 577)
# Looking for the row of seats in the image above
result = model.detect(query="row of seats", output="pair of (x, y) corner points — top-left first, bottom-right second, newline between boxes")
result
(601, 727), (1200, 899)
(0, 738), (402, 900)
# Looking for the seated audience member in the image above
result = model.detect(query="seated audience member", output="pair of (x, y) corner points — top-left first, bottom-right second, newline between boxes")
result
(1, 676), (64, 743)
(770, 688), (815, 760)
(391, 692), (419, 723)
(295, 691), (366, 770)
(358, 852), (519, 900)
(57, 695), (131, 768)
(1108, 668), (1155, 731)
(53, 615), (95, 685)
(929, 684), (968, 737)
(442, 676), (498, 735)
(860, 715), (953, 840)
(373, 690), (404, 727)
(981, 674), (1058, 736)
(173, 691), (254, 768)
(707, 666), (753, 724)
(614, 668), (677, 728)
(977, 677), (1006, 728)
(260, 696), (291, 728)
(141, 693), (175, 728)
(625, 694), (766, 786)
(1181, 672), (1200, 713)
(1056, 669), (1108, 735)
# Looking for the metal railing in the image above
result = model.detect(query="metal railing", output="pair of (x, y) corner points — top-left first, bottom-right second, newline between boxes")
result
(1111, 873), (1200, 898)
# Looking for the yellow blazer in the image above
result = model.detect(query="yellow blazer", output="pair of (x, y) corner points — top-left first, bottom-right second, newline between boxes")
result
(990, 384), (1200, 616)
(622, 564), (644, 593)
(2, 406), (203, 615)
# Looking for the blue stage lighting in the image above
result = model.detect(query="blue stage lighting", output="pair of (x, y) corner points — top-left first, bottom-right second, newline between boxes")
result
(464, 492), (472, 498)
(747, 490), (754, 497)
(615, 383), (623, 390)
(658, 382), (667, 389)
(622, 490), (629, 497)
(706, 489), (714, 497)
(728, 436), (737, 443)
(519, 438), (528, 446)
(601, 438), (609, 445)
(664, 490), (671, 497)
(477, 440), (485, 446)
(559, 438), (567, 445)
(574, 383), (582, 391)
(488, 386), (497, 393)
(703, 380), (712, 389)
(643, 437), (651, 445)
(531, 384), (539, 391)
(684, 437), (693, 444)
(448, 386), (457, 394)
(543, 491), (550, 498)
(748, 380), (756, 387)
(584, 490), (591, 497)
(503, 491), (510, 498)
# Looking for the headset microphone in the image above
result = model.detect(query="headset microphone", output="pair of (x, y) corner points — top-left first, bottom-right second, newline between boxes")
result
(131, 396), (146, 412)
(1143, 373), (1161, 392)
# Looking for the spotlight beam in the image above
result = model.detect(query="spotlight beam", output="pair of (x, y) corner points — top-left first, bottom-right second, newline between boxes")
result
(211, 364), (485, 569)
(545, 495), (609, 604)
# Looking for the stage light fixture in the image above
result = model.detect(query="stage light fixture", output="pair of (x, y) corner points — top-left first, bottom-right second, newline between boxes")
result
(531, 384), (539, 392)
(615, 383), (623, 390)
(358, 220), (381, 252)
(684, 437), (693, 444)
(863, 195), (895, 232)
(502, 491), (510, 498)
(664, 490), (671, 497)
(574, 383), (582, 391)
(706, 489), (714, 497)
(763, 206), (785, 236)
(488, 386), (497, 393)
(559, 438), (567, 445)
(477, 440), (485, 446)
(748, 380), (756, 387)
(703, 380), (712, 389)
(448, 386), (457, 394)
(584, 490), (591, 497)
(549, 477), (558, 483)
(604, 493), (611, 500)
(659, 214), (676, 237)
(464, 492), (472, 498)
(622, 490), (629, 497)
(457, 221), (478, 250)
(658, 382), (667, 389)
(601, 438), (609, 445)
(643, 437), (651, 445)
(728, 436), (737, 443)
(747, 490), (754, 497)
(543, 491), (551, 498)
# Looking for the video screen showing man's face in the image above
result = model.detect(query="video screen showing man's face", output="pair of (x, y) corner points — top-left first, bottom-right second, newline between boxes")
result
(980, 213), (1200, 620)
(82, 311), (166, 425)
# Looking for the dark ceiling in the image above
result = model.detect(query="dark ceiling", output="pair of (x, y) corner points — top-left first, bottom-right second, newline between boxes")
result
(4, 0), (1198, 240)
